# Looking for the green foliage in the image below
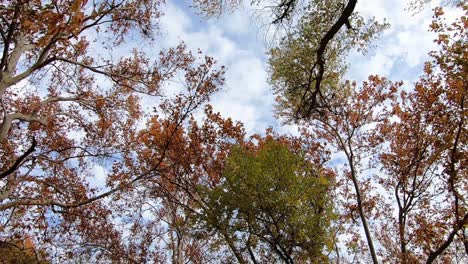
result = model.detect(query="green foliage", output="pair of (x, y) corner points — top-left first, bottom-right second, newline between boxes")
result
(198, 140), (335, 262)
(269, 0), (389, 118)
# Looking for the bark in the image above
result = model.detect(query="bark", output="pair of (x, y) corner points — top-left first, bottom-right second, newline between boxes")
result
(398, 209), (408, 263)
(330, 121), (378, 264)
(220, 228), (247, 264)
(246, 234), (259, 264)
(347, 155), (378, 264)
(299, 0), (358, 117)
(0, 113), (46, 142)
(426, 213), (468, 263)
(272, 0), (297, 24)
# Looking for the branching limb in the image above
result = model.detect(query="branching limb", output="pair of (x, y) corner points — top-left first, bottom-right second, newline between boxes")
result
(426, 213), (468, 263)
(299, 0), (358, 117)
(0, 137), (36, 180)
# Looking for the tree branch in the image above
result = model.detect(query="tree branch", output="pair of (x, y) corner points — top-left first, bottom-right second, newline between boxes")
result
(426, 213), (468, 263)
(0, 137), (36, 180)
(272, 0), (297, 24)
(299, 0), (358, 117)
(0, 112), (46, 141)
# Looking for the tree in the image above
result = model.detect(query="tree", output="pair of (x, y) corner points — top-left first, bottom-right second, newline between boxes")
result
(378, 5), (467, 263)
(195, 138), (336, 263)
(2, 0), (465, 262)
(270, 3), (467, 263)
(128, 116), (337, 262)
(294, 76), (399, 263)
(0, 0), (225, 260)
(0, 237), (48, 264)
(125, 104), (246, 262)
(267, 0), (467, 262)
(269, 0), (389, 118)
(408, 0), (463, 14)
(123, 3), (466, 262)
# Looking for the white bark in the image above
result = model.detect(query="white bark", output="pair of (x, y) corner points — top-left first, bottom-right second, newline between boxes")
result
(0, 112), (47, 141)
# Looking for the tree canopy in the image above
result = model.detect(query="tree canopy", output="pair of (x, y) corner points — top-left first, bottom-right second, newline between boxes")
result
(0, 0), (466, 263)
(197, 139), (335, 263)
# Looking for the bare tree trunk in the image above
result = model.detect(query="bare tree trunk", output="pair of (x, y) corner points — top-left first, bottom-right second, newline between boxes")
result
(347, 149), (379, 264)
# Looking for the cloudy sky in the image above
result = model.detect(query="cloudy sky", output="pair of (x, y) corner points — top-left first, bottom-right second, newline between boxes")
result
(142, 0), (462, 136)
(87, 0), (463, 188)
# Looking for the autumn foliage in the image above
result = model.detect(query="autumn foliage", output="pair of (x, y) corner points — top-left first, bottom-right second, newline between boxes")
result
(0, 0), (467, 263)
(0, 0), (225, 261)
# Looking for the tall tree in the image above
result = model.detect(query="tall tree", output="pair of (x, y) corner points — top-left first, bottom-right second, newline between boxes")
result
(296, 77), (399, 263)
(270, 2), (467, 263)
(0, 237), (48, 263)
(378, 5), (467, 263)
(0, 0), (225, 260)
(195, 137), (336, 263)
(127, 105), (246, 262)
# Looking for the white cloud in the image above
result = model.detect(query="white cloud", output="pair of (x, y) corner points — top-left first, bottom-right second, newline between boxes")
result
(219, 8), (253, 35)
(224, 56), (268, 100)
(347, 0), (442, 84)
(395, 30), (434, 67)
(155, 0), (462, 136)
(210, 54), (274, 134)
(184, 26), (238, 60)
(88, 164), (107, 189)
(159, 2), (192, 46)
(155, 1), (276, 135)
(349, 52), (395, 81)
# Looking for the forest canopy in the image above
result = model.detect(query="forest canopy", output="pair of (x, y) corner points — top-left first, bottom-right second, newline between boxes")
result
(0, 0), (466, 263)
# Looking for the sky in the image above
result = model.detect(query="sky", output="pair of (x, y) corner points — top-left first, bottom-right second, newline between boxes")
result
(88, 0), (461, 188)
(136, 0), (459, 137)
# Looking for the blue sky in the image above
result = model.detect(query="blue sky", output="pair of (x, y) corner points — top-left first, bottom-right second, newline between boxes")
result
(87, 0), (462, 188)
(145, 0), (460, 136)
(88, 0), (462, 188)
